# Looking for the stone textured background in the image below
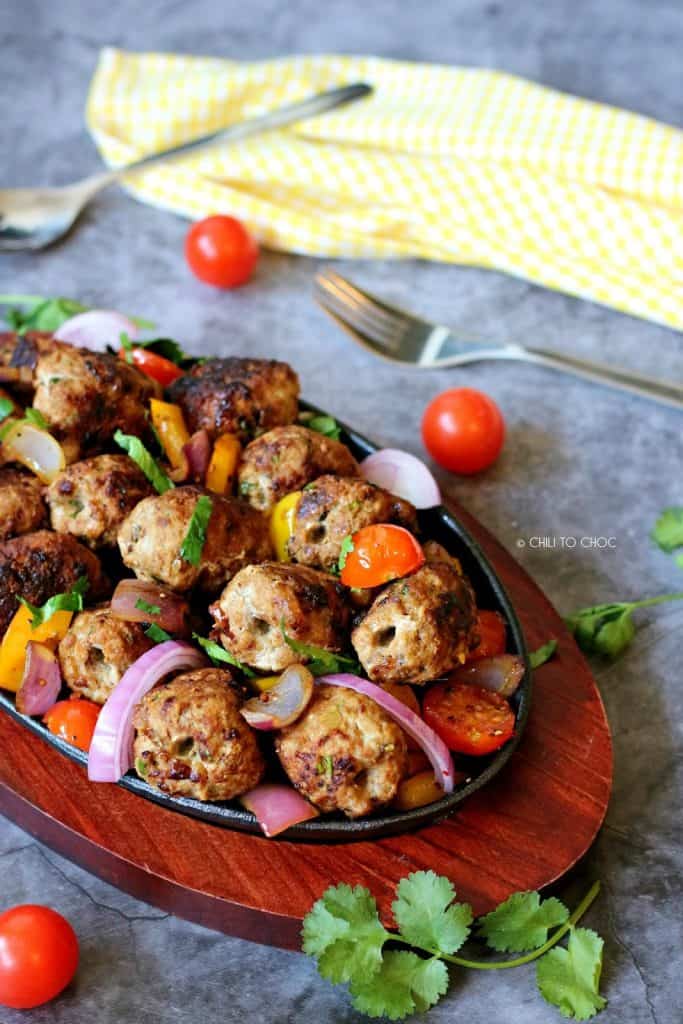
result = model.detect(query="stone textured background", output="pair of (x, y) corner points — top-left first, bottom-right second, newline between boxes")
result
(1, 2), (682, 1021)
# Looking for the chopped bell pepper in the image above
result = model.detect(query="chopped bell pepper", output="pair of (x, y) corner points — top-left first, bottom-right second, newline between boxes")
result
(269, 491), (302, 562)
(206, 433), (241, 495)
(150, 399), (191, 473)
(0, 603), (74, 693)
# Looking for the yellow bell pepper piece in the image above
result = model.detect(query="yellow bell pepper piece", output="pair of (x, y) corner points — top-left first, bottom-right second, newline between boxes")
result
(391, 770), (444, 811)
(269, 491), (302, 562)
(150, 399), (191, 472)
(251, 674), (282, 693)
(206, 434), (241, 495)
(0, 604), (74, 693)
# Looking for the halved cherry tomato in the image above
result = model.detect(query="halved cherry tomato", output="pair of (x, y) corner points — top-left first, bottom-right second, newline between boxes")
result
(422, 387), (505, 475)
(185, 215), (259, 289)
(468, 610), (507, 662)
(340, 524), (424, 588)
(422, 681), (515, 756)
(0, 904), (78, 1009)
(44, 699), (100, 752)
(120, 347), (184, 387)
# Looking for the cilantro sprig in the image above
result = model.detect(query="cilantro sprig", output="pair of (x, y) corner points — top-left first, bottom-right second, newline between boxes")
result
(192, 633), (255, 678)
(280, 620), (361, 676)
(0, 295), (153, 334)
(19, 576), (89, 629)
(114, 430), (174, 494)
(337, 534), (355, 573)
(303, 871), (605, 1020)
(180, 495), (213, 567)
(651, 506), (683, 554)
(565, 593), (683, 658)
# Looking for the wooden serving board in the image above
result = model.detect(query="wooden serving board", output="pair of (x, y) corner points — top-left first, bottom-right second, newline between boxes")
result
(0, 499), (612, 950)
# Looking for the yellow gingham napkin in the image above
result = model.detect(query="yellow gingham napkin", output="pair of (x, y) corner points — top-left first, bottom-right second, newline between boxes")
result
(87, 49), (683, 330)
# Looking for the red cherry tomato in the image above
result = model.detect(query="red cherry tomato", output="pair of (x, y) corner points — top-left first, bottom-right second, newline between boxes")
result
(422, 388), (505, 474)
(185, 215), (259, 288)
(0, 905), (78, 1009)
(422, 680), (515, 756)
(119, 347), (184, 387)
(468, 610), (507, 662)
(340, 524), (425, 588)
(44, 699), (100, 752)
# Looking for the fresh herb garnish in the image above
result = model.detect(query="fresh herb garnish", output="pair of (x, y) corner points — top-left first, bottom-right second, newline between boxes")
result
(135, 337), (191, 366)
(192, 633), (255, 678)
(308, 414), (342, 441)
(114, 430), (174, 494)
(24, 407), (48, 430)
(0, 397), (14, 422)
(337, 534), (355, 573)
(651, 506), (683, 553)
(135, 598), (161, 617)
(145, 623), (172, 643)
(303, 871), (605, 1021)
(120, 331), (134, 364)
(565, 593), (683, 658)
(180, 495), (213, 567)
(280, 620), (361, 677)
(68, 499), (84, 519)
(0, 295), (153, 334)
(316, 755), (334, 778)
(529, 639), (558, 669)
(19, 576), (89, 629)
(135, 757), (148, 777)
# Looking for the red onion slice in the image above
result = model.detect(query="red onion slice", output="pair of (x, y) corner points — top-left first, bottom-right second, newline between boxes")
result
(447, 655), (525, 697)
(88, 641), (207, 783)
(240, 665), (314, 730)
(110, 579), (190, 635)
(360, 448), (441, 509)
(318, 673), (455, 793)
(15, 642), (61, 716)
(54, 311), (139, 351)
(240, 784), (319, 837)
(170, 430), (212, 484)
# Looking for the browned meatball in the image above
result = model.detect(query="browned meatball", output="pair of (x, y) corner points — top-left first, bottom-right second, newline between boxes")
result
(351, 559), (477, 685)
(132, 667), (265, 800)
(58, 606), (153, 704)
(288, 475), (418, 573)
(47, 455), (154, 548)
(0, 531), (109, 637)
(33, 346), (159, 462)
(167, 357), (299, 443)
(211, 562), (349, 672)
(118, 485), (272, 594)
(0, 468), (46, 540)
(237, 425), (359, 512)
(276, 683), (407, 818)
(0, 332), (57, 393)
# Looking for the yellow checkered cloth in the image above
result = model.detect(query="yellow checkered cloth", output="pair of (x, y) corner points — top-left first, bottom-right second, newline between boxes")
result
(87, 49), (683, 330)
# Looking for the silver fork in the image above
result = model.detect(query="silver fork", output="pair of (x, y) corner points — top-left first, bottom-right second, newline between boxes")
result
(315, 271), (683, 410)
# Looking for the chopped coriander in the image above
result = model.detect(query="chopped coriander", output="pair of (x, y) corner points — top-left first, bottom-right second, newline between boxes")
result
(529, 639), (558, 669)
(145, 623), (172, 643)
(0, 397), (14, 422)
(134, 337), (191, 366)
(68, 499), (84, 519)
(651, 506), (683, 553)
(280, 620), (361, 676)
(0, 295), (154, 334)
(308, 414), (342, 441)
(565, 592), (683, 658)
(337, 534), (355, 573)
(114, 430), (174, 494)
(120, 331), (134, 364)
(24, 407), (48, 429)
(135, 757), (148, 777)
(135, 598), (161, 617)
(19, 576), (89, 629)
(316, 755), (334, 778)
(180, 495), (213, 567)
(192, 633), (255, 677)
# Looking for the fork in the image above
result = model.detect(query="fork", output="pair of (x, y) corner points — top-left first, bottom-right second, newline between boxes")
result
(315, 271), (683, 410)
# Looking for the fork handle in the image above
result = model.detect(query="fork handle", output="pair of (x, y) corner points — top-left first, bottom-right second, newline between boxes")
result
(515, 345), (683, 410)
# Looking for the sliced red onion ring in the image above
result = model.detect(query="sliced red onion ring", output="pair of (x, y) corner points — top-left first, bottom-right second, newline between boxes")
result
(360, 448), (441, 509)
(54, 311), (139, 352)
(318, 673), (455, 793)
(15, 642), (61, 716)
(88, 641), (207, 783)
(110, 579), (190, 636)
(448, 655), (525, 698)
(241, 665), (314, 730)
(240, 784), (319, 837)
(170, 430), (212, 483)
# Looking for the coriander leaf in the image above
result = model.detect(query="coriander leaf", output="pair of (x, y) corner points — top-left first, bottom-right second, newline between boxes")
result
(135, 757), (148, 776)
(192, 633), (255, 678)
(280, 621), (361, 677)
(24, 407), (48, 430)
(114, 430), (174, 494)
(120, 331), (134, 363)
(135, 598), (161, 617)
(302, 882), (389, 984)
(316, 754), (334, 777)
(0, 397), (14, 422)
(180, 495), (213, 567)
(676, 553), (683, 569)
(136, 337), (190, 366)
(651, 506), (683, 553)
(0, 296), (88, 334)
(145, 623), (172, 643)
(337, 534), (355, 573)
(477, 891), (569, 952)
(349, 951), (448, 1020)
(565, 602), (635, 659)
(536, 927), (607, 1020)
(529, 638), (558, 669)
(19, 576), (89, 629)
(393, 870), (472, 955)
(307, 414), (342, 441)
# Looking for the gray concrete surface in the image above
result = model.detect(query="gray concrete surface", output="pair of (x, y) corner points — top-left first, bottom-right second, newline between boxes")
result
(1, 1), (682, 1021)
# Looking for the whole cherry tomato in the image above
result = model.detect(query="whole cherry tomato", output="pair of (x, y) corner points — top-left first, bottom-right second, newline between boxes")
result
(185, 215), (259, 288)
(119, 347), (184, 386)
(0, 905), (78, 1009)
(468, 610), (507, 662)
(422, 680), (515, 756)
(422, 388), (505, 474)
(44, 699), (100, 752)
(340, 524), (425, 588)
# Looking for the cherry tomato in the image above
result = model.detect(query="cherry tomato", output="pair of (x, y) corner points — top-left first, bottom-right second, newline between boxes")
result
(44, 699), (100, 752)
(185, 215), (259, 288)
(422, 680), (515, 756)
(422, 388), (505, 474)
(340, 524), (425, 588)
(0, 905), (78, 1009)
(468, 610), (507, 662)
(119, 347), (184, 387)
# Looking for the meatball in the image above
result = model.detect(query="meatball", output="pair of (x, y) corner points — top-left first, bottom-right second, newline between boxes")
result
(58, 606), (153, 704)
(276, 684), (407, 818)
(118, 485), (272, 594)
(132, 667), (265, 801)
(211, 562), (349, 672)
(0, 331), (57, 393)
(0, 468), (46, 541)
(288, 475), (418, 573)
(0, 531), (109, 637)
(237, 425), (359, 512)
(47, 455), (154, 548)
(33, 346), (158, 462)
(351, 559), (477, 685)
(167, 357), (299, 443)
